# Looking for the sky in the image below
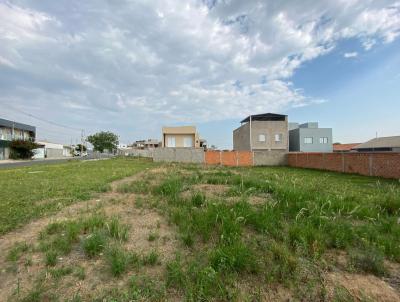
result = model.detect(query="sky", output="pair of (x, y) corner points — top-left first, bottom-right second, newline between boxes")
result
(0, 0), (399, 148)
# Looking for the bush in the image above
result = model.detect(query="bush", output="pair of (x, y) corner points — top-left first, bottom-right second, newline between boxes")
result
(9, 139), (39, 159)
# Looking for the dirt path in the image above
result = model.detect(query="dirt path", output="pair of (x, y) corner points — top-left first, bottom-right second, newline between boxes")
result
(0, 167), (179, 301)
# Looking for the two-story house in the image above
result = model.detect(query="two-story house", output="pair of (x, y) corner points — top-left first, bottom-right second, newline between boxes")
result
(289, 122), (333, 152)
(162, 126), (204, 148)
(0, 118), (36, 160)
(233, 113), (288, 152)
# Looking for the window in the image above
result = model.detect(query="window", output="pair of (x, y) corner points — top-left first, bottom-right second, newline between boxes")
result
(183, 136), (193, 147)
(275, 134), (283, 142)
(304, 137), (313, 144)
(166, 136), (176, 147)
(258, 134), (266, 142)
(319, 137), (328, 144)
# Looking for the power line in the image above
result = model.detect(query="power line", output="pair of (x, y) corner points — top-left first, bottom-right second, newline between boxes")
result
(5, 105), (82, 132)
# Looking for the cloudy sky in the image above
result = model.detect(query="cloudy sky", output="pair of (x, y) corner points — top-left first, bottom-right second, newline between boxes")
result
(1, 0), (399, 148)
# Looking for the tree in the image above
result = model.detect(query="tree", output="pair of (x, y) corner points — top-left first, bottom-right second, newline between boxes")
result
(9, 139), (39, 159)
(75, 144), (87, 152)
(87, 131), (118, 153)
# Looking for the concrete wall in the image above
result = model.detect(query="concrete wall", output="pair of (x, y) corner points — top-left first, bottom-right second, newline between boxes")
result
(253, 150), (288, 166)
(153, 148), (204, 163)
(250, 120), (288, 151)
(289, 128), (333, 152)
(46, 148), (63, 158)
(119, 149), (154, 158)
(288, 152), (400, 179)
(233, 122), (250, 151)
(233, 119), (288, 151)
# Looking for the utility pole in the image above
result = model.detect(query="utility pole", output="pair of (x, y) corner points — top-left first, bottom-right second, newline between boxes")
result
(80, 129), (84, 156)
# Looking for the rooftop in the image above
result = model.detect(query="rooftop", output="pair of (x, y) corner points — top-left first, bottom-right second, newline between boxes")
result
(352, 136), (400, 149)
(333, 143), (361, 152)
(241, 113), (287, 123)
(0, 118), (36, 133)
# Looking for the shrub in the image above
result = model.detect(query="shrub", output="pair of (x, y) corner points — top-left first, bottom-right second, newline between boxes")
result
(9, 139), (39, 160)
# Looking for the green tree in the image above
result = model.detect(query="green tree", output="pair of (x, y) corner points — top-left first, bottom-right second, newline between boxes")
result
(75, 144), (87, 152)
(87, 131), (118, 153)
(9, 140), (39, 159)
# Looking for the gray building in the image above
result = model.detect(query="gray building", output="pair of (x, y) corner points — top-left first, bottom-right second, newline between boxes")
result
(352, 136), (400, 152)
(233, 113), (288, 152)
(0, 118), (36, 160)
(289, 122), (332, 152)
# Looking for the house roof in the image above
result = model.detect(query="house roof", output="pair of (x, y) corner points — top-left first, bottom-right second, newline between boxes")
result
(162, 126), (197, 134)
(240, 113), (287, 123)
(352, 136), (400, 149)
(333, 143), (361, 151)
(0, 118), (36, 133)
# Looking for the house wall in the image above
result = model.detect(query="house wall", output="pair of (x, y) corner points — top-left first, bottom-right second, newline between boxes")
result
(288, 152), (400, 179)
(250, 120), (288, 151)
(233, 122), (250, 151)
(289, 128), (333, 152)
(163, 134), (198, 148)
(233, 118), (288, 151)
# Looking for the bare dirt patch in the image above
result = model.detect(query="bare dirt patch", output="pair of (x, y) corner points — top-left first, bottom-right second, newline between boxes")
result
(0, 167), (179, 301)
(181, 184), (230, 199)
(326, 271), (400, 302)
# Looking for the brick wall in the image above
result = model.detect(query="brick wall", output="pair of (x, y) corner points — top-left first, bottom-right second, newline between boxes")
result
(205, 151), (252, 166)
(288, 152), (400, 179)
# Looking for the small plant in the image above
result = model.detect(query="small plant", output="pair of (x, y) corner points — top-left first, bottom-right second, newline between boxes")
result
(106, 245), (129, 277)
(45, 250), (58, 267)
(106, 217), (129, 242)
(349, 248), (386, 276)
(129, 276), (166, 300)
(49, 266), (73, 280)
(74, 266), (86, 280)
(142, 250), (159, 266)
(82, 232), (106, 258)
(7, 242), (30, 262)
(148, 232), (159, 242)
(191, 192), (206, 207)
(181, 232), (194, 247)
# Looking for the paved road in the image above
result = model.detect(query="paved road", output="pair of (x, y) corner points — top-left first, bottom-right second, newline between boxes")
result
(0, 155), (115, 169)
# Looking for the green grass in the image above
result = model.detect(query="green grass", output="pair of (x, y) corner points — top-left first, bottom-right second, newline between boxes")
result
(0, 158), (153, 234)
(3, 161), (400, 301)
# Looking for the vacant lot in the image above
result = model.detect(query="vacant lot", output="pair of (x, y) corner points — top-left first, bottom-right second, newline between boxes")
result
(0, 159), (399, 301)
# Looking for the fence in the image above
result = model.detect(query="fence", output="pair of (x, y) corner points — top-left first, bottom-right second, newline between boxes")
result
(288, 152), (400, 179)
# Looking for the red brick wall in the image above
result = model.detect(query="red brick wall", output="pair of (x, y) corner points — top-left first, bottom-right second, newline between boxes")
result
(288, 152), (400, 179)
(205, 151), (253, 167)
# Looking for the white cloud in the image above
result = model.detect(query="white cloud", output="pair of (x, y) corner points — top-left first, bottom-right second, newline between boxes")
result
(344, 52), (358, 58)
(0, 0), (399, 143)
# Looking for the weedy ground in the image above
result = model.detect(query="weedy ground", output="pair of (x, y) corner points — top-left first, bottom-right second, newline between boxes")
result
(0, 159), (399, 301)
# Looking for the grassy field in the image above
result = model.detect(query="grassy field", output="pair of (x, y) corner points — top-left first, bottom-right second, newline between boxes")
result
(0, 158), (154, 234)
(0, 160), (399, 301)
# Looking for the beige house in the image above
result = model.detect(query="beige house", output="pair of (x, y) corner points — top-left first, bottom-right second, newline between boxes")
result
(233, 113), (288, 151)
(162, 126), (201, 148)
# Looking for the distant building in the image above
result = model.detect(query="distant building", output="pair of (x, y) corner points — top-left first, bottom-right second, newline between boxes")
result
(233, 113), (288, 152)
(33, 141), (72, 159)
(352, 136), (400, 152)
(289, 122), (332, 152)
(333, 143), (361, 152)
(118, 143), (128, 149)
(162, 126), (203, 148)
(132, 139), (161, 149)
(0, 118), (36, 160)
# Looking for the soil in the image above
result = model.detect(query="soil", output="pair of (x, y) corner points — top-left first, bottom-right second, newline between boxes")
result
(0, 168), (180, 302)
